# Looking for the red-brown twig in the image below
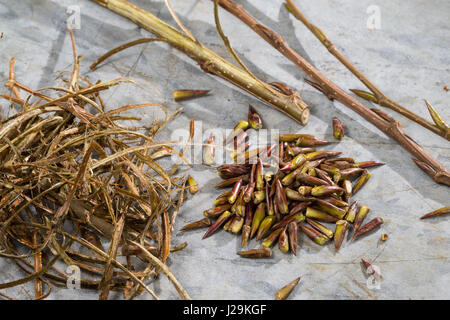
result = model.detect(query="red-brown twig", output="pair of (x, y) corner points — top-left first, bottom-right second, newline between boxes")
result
(215, 0), (450, 186)
(283, 0), (449, 141)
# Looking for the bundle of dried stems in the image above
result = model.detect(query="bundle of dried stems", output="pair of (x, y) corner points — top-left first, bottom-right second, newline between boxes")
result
(0, 30), (191, 300)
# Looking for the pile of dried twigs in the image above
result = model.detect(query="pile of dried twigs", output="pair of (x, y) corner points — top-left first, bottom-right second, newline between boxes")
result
(0, 31), (191, 300)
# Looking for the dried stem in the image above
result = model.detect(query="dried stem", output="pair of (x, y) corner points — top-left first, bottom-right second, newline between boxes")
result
(68, 29), (79, 91)
(164, 0), (198, 43)
(284, 0), (449, 141)
(215, 0), (450, 186)
(90, 0), (310, 124)
(90, 38), (166, 71)
(99, 213), (126, 300)
(213, 0), (264, 86)
(130, 241), (191, 300)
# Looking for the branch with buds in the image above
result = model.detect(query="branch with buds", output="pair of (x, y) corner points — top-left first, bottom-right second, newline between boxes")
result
(90, 0), (310, 125)
(283, 0), (449, 141)
(214, 0), (450, 186)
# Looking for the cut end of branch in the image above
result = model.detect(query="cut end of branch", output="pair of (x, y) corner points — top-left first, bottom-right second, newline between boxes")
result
(282, 94), (310, 125)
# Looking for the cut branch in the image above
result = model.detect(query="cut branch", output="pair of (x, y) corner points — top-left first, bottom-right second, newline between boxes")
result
(90, 0), (309, 125)
(215, 0), (450, 186)
(284, 0), (449, 141)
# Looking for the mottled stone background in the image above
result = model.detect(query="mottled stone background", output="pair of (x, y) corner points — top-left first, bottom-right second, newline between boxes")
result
(0, 0), (449, 299)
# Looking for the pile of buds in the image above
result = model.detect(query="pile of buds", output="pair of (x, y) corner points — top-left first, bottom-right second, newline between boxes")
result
(182, 107), (385, 257)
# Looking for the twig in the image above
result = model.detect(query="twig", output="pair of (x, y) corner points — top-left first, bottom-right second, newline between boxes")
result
(90, 0), (310, 125)
(213, 0), (264, 86)
(284, 0), (449, 141)
(98, 212), (126, 300)
(170, 177), (187, 232)
(165, 0), (198, 43)
(67, 29), (79, 91)
(90, 38), (166, 70)
(131, 241), (191, 300)
(350, 89), (449, 140)
(215, 0), (450, 186)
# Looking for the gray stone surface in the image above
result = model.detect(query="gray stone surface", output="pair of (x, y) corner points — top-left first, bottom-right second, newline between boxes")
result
(0, 0), (449, 299)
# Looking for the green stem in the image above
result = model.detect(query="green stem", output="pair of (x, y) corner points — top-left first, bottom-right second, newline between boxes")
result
(91, 0), (310, 124)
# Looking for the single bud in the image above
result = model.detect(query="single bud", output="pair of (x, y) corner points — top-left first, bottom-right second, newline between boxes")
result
(173, 89), (210, 101)
(332, 117), (345, 140)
